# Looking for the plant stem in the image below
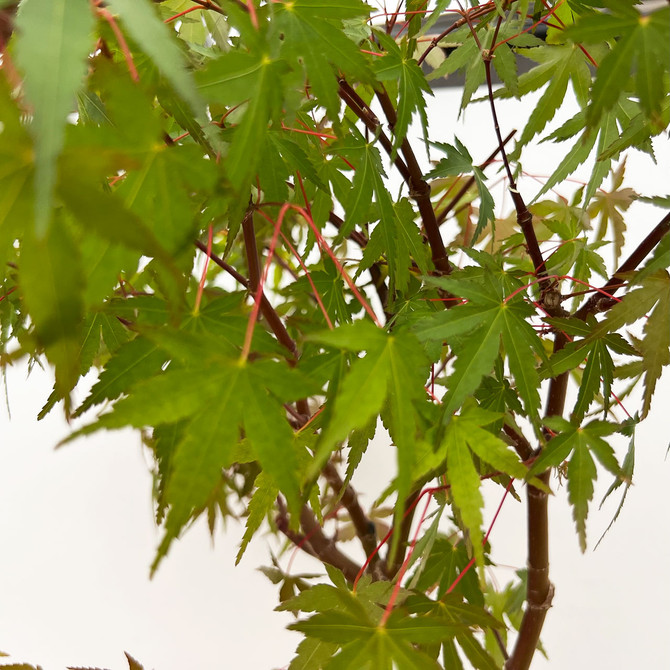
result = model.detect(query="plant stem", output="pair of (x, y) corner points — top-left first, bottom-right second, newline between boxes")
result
(194, 239), (298, 359)
(505, 332), (567, 670)
(375, 87), (452, 275)
(322, 462), (385, 579)
(483, 58), (547, 280)
(573, 211), (670, 320)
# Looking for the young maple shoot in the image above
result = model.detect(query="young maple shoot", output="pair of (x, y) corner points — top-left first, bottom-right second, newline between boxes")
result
(1, 0), (669, 669)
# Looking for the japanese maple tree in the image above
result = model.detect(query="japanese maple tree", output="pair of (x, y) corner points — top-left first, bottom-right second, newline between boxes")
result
(0, 0), (668, 668)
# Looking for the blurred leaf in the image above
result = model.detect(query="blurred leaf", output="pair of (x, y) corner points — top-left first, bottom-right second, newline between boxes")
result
(107, 0), (205, 116)
(15, 0), (94, 234)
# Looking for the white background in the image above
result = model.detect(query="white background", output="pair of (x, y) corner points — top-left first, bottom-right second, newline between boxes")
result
(1, 86), (669, 669)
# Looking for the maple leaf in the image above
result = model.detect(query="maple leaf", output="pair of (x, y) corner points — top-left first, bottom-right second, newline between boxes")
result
(67, 333), (317, 571)
(531, 417), (624, 551)
(307, 320), (431, 543)
(427, 139), (494, 245)
(414, 263), (545, 425)
(541, 316), (638, 421)
(14, 0), (94, 235)
(196, 50), (289, 193)
(587, 160), (636, 264)
(586, 271), (670, 417)
(507, 43), (593, 154)
(438, 404), (532, 571)
(334, 130), (431, 294)
(534, 98), (643, 207)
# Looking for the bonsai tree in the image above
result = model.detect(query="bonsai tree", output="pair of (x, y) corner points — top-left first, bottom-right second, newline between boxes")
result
(0, 0), (668, 668)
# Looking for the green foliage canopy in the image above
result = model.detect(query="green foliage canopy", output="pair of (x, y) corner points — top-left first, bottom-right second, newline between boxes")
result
(1, 0), (668, 668)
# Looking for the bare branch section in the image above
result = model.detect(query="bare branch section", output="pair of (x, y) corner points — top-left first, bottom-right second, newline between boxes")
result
(299, 506), (362, 583)
(322, 462), (385, 579)
(506, 330), (568, 670)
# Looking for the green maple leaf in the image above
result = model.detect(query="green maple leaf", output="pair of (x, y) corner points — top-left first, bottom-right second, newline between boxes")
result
(14, 0), (94, 235)
(72, 335), (168, 418)
(107, 0), (205, 117)
(276, 0), (374, 122)
(541, 316), (638, 421)
(0, 78), (34, 278)
(586, 271), (670, 417)
(509, 43), (593, 154)
(373, 30), (433, 150)
(534, 98), (642, 207)
(414, 266), (544, 425)
(427, 139), (494, 245)
(567, 4), (670, 127)
(531, 417), (625, 551)
(440, 404), (532, 571)
(120, 357), (305, 573)
(236, 471), (278, 563)
(290, 608), (459, 669)
(308, 320), (430, 542)
(335, 131), (431, 293)
(68, 327), (318, 572)
(20, 219), (84, 409)
(196, 50), (288, 192)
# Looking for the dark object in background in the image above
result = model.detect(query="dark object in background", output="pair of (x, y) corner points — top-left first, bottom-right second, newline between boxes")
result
(0, 2), (18, 51)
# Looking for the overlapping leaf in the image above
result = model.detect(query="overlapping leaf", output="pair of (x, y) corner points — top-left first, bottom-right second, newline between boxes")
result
(439, 404), (532, 569)
(583, 271), (670, 417)
(414, 268), (544, 424)
(275, 0), (373, 122)
(531, 417), (624, 551)
(373, 30), (432, 149)
(196, 50), (288, 192)
(107, 0), (205, 116)
(335, 132), (431, 293)
(14, 0), (93, 235)
(70, 347), (313, 571)
(427, 139), (494, 244)
(541, 316), (638, 420)
(308, 320), (430, 535)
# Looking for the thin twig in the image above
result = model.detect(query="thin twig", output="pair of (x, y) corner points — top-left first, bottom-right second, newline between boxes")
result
(482, 53), (546, 281)
(194, 239), (298, 358)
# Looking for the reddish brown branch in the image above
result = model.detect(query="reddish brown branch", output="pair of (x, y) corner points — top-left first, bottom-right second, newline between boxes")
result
(482, 57), (546, 280)
(322, 462), (385, 579)
(573, 211), (670, 320)
(505, 332), (567, 670)
(338, 79), (411, 183)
